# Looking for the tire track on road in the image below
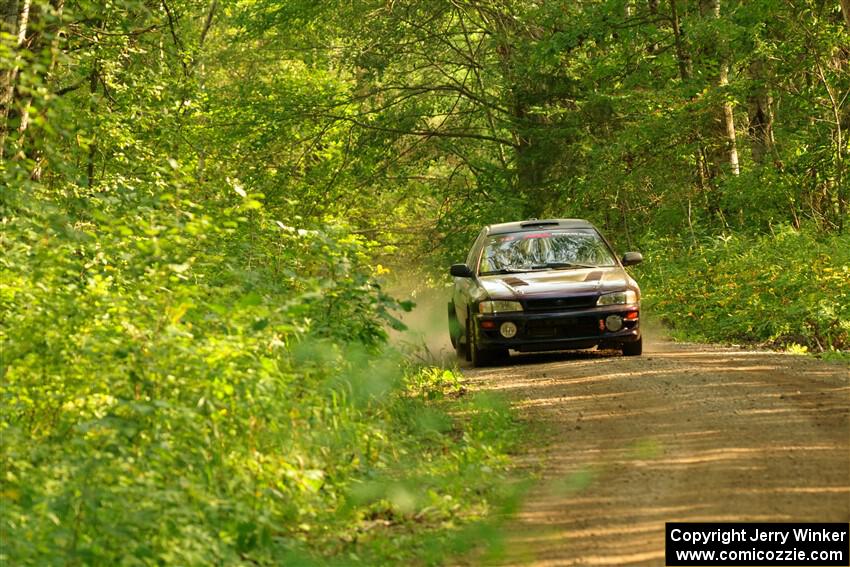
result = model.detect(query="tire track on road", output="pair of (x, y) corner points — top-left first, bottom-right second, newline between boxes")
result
(464, 330), (850, 566)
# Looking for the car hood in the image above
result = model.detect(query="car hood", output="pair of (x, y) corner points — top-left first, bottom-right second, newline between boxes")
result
(479, 266), (637, 300)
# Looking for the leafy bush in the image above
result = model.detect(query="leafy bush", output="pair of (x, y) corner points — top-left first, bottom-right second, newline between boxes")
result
(0, 190), (517, 565)
(640, 227), (850, 352)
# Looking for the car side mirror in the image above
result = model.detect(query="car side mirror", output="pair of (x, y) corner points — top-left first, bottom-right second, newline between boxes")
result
(621, 252), (644, 267)
(450, 263), (474, 278)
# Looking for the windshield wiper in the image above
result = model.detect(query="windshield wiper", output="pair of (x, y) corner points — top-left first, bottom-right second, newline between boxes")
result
(482, 262), (599, 275)
(531, 262), (599, 270)
(480, 267), (533, 275)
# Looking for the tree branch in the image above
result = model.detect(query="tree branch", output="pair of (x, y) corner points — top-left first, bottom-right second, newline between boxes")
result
(322, 113), (518, 147)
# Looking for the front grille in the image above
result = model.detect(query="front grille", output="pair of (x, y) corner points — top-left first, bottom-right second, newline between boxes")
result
(524, 295), (598, 311)
(526, 317), (599, 339)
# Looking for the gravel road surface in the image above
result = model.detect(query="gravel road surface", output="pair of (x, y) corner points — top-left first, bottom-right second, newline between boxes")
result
(463, 327), (850, 566)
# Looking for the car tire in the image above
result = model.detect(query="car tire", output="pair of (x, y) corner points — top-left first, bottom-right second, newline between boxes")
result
(456, 338), (467, 360)
(622, 336), (643, 357)
(467, 310), (508, 367)
(465, 312), (476, 363)
(448, 301), (460, 349)
(470, 334), (490, 367)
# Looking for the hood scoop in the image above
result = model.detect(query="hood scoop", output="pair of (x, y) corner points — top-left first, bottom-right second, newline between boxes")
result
(584, 270), (604, 282)
(503, 277), (529, 287)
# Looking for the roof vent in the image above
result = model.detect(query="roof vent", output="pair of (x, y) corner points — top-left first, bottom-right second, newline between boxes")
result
(520, 219), (560, 228)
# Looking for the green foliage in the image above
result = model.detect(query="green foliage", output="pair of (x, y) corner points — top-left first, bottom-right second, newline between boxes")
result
(1, 2), (522, 563)
(641, 228), (850, 352)
(0, 188), (519, 564)
(3, 0), (850, 561)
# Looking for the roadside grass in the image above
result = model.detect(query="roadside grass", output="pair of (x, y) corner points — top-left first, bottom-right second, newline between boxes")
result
(1, 351), (526, 566)
(638, 227), (850, 359)
(0, 205), (525, 566)
(335, 365), (527, 566)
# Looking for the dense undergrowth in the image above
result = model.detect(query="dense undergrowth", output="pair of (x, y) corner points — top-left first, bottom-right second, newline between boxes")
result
(4, 0), (849, 562)
(0, 190), (520, 566)
(640, 228), (850, 355)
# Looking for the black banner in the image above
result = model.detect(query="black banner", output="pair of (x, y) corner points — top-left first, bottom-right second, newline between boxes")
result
(666, 523), (849, 566)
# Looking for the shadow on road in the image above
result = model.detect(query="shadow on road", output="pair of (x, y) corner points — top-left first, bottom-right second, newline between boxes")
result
(460, 332), (850, 566)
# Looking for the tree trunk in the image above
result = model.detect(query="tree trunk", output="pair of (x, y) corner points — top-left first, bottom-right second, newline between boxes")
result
(701, 0), (740, 176)
(719, 64), (740, 175)
(195, 0), (218, 183)
(840, 0), (850, 31)
(836, 1), (849, 228)
(513, 97), (546, 214)
(670, 0), (691, 80)
(746, 61), (775, 166)
(0, 0), (30, 159)
(646, 0), (660, 54)
(813, 59), (847, 230)
(1, 0), (18, 34)
(484, 4), (548, 215)
(86, 63), (99, 188)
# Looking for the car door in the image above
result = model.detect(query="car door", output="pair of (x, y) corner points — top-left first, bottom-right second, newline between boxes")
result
(453, 228), (487, 335)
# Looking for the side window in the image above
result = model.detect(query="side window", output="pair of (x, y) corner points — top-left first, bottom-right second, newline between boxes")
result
(465, 229), (487, 270)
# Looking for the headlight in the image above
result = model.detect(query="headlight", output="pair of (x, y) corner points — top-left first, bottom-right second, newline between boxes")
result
(478, 300), (523, 314)
(597, 290), (638, 306)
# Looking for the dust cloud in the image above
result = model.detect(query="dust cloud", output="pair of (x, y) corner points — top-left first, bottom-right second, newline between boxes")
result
(384, 273), (456, 367)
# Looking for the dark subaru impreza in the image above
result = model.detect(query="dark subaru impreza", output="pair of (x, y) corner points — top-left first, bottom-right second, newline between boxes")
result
(448, 219), (644, 366)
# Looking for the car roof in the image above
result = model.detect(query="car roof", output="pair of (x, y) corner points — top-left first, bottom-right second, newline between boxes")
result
(485, 218), (597, 235)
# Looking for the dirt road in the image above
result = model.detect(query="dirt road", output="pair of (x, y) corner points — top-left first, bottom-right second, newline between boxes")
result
(463, 326), (850, 566)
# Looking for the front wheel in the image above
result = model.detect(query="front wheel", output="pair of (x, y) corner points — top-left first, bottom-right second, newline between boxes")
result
(448, 301), (460, 349)
(468, 313), (508, 367)
(622, 336), (643, 357)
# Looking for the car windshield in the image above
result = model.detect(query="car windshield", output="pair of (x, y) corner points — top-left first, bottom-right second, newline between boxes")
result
(479, 229), (616, 275)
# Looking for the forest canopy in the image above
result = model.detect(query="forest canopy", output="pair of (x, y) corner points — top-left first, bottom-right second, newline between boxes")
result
(1, 0), (848, 564)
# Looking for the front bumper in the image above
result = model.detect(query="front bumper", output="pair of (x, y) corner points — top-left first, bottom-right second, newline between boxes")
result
(474, 305), (640, 352)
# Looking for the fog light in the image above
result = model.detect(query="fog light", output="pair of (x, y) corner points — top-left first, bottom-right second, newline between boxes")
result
(605, 315), (624, 332)
(625, 311), (639, 320)
(481, 320), (496, 330)
(500, 321), (518, 338)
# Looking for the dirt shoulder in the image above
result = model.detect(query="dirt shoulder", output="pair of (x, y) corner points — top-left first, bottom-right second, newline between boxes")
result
(463, 324), (850, 566)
